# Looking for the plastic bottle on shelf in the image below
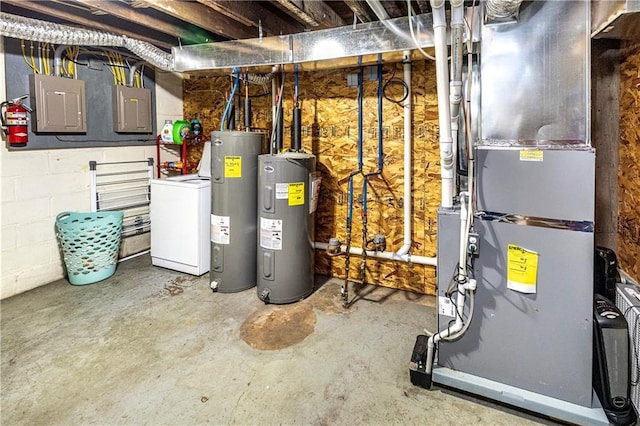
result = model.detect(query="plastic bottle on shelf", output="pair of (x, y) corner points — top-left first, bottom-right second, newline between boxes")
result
(191, 118), (202, 135)
(173, 120), (191, 145)
(163, 161), (184, 169)
(161, 120), (174, 142)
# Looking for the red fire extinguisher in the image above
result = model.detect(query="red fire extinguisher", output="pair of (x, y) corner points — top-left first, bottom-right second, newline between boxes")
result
(1, 95), (31, 147)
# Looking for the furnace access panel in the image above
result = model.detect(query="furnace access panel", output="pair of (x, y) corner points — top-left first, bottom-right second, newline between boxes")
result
(29, 74), (87, 133)
(112, 86), (152, 133)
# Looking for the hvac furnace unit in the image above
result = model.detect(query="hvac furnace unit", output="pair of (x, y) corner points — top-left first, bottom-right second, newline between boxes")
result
(256, 153), (319, 304)
(210, 131), (262, 293)
(616, 282), (640, 413)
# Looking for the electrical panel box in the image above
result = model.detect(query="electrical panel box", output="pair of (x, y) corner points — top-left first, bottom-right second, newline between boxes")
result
(112, 86), (152, 133)
(29, 74), (87, 133)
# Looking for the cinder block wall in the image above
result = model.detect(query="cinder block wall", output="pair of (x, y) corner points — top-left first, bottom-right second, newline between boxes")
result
(0, 39), (184, 299)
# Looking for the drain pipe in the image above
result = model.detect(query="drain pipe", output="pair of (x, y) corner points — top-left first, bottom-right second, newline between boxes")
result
(396, 51), (413, 257)
(430, 0), (454, 209)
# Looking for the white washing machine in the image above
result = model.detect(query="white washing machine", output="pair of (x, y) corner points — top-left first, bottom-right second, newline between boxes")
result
(150, 143), (211, 275)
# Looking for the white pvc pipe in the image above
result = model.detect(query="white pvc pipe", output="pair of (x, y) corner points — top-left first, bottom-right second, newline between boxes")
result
(396, 50), (413, 257)
(314, 242), (437, 267)
(430, 0), (454, 208)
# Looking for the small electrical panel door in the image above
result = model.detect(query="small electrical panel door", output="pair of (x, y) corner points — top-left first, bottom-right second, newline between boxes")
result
(29, 74), (87, 133)
(112, 86), (152, 133)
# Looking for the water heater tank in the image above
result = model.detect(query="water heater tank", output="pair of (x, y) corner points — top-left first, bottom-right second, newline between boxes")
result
(210, 131), (263, 292)
(257, 153), (320, 304)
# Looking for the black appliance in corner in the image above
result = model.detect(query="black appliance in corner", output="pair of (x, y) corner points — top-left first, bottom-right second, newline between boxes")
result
(593, 294), (638, 426)
(595, 246), (620, 301)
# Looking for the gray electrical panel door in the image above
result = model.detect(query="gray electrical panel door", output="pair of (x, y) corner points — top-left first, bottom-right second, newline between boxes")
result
(112, 86), (152, 133)
(29, 74), (87, 133)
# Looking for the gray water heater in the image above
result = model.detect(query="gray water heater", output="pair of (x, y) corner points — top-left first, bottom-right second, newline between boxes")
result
(210, 131), (262, 293)
(257, 153), (319, 304)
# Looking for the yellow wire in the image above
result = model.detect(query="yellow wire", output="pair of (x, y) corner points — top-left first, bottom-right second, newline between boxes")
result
(21, 40), (38, 73)
(30, 41), (39, 74)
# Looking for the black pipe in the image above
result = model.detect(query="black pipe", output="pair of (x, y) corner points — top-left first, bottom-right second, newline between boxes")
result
(244, 98), (252, 129)
(226, 105), (235, 130)
(292, 107), (301, 151)
(275, 104), (284, 152)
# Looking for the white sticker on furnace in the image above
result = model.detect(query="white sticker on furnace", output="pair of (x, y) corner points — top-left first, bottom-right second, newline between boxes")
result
(438, 296), (455, 317)
(260, 217), (283, 250)
(275, 183), (289, 200)
(211, 214), (230, 245)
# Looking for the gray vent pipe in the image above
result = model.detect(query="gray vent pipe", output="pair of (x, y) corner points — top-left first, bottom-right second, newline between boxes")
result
(0, 12), (173, 71)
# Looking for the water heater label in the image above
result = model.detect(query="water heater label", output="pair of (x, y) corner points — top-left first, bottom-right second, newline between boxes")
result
(288, 182), (305, 206)
(224, 156), (242, 178)
(276, 183), (289, 199)
(260, 217), (283, 250)
(507, 244), (539, 293)
(211, 214), (230, 245)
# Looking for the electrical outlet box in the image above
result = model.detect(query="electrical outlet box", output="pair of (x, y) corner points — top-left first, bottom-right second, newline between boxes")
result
(29, 74), (87, 133)
(347, 73), (358, 87)
(366, 65), (378, 81)
(112, 86), (152, 133)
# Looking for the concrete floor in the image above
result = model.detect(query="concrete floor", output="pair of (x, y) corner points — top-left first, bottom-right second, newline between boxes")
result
(1, 254), (554, 425)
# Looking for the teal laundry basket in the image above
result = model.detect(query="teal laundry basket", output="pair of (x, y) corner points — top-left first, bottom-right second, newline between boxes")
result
(55, 211), (124, 285)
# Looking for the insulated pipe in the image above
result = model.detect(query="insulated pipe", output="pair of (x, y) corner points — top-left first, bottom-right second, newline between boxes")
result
(0, 13), (172, 70)
(315, 242), (437, 267)
(430, 0), (454, 208)
(53, 44), (68, 77)
(128, 61), (145, 87)
(396, 50), (413, 257)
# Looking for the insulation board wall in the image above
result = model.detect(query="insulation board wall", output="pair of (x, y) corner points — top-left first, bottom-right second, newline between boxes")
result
(619, 40), (640, 283)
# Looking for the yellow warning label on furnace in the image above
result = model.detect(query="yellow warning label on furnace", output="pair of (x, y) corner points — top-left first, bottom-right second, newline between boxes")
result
(519, 150), (543, 162)
(288, 182), (305, 206)
(224, 156), (242, 178)
(507, 244), (539, 294)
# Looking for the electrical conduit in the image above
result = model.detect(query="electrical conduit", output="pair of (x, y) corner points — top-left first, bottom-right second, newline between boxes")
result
(449, 0), (464, 188)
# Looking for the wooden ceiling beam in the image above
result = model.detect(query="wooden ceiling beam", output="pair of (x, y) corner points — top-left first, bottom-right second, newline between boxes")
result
(2, 0), (174, 49)
(71, 0), (215, 45)
(136, 0), (257, 40)
(343, 0), (375, 22)
(381, 1), (404, 18)
(415, 0), (430, 14)
(275, 0), (347, 29)
(196, 0), (304, 36)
